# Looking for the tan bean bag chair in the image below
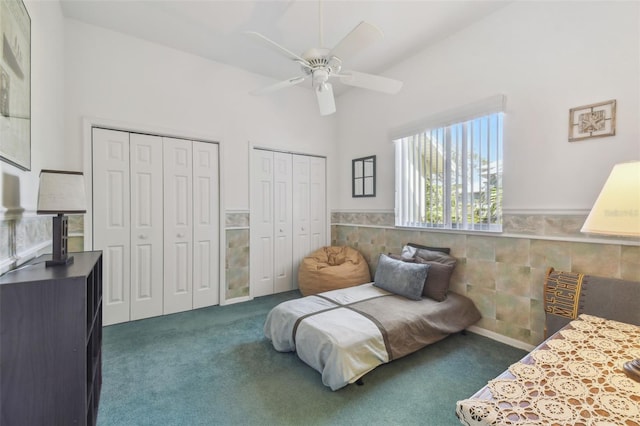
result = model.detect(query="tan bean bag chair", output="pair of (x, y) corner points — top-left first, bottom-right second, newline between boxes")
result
(298, 246), (371, 296)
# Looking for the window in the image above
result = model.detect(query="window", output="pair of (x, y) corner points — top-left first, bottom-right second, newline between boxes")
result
(393, 96), (504, 232)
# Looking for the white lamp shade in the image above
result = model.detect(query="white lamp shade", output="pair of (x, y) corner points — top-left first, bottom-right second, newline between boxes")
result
(37, 169), (87, 214)
(581, 161), (640, 237)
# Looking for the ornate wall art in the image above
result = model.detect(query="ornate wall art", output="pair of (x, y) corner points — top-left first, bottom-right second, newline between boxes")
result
(568, 99), (616, 142)
(0, 0), (30, 170)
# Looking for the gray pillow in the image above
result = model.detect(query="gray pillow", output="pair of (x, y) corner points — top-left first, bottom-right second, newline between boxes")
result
(374, 254), (429, 300)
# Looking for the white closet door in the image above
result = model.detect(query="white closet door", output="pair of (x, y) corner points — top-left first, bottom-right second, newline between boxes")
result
(273, 152), (293, 292)
(92, 128), (131, 326)
(308, 156), (326, 253)
(250, 149), (275, 297)
(129, 133), (164, 320)
(163, 137), (193, 314)
(192, 141), (220, 308)
(292, 154), (311, 289)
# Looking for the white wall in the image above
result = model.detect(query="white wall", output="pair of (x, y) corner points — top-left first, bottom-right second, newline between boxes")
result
(63, 19), (337, 212)
(335, 1), (639, 214)
(0, 0), (66, 217)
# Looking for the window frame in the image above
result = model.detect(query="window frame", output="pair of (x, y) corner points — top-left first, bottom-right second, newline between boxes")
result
(392, 96), (505, 233)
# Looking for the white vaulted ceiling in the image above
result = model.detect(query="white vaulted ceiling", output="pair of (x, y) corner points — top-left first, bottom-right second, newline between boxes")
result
(60, 1), (509, 95)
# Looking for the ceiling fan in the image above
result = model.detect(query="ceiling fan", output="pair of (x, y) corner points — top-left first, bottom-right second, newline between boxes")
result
(245, 5), (403, 116)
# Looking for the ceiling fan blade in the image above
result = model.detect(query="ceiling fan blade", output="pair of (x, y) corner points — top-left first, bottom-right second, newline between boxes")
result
(328, 21), (383, 62)
(250, 75), (308, 96)
(316, 83), (336, 116)
(244, 31), (310, 66)
(339, 70), (403, 94)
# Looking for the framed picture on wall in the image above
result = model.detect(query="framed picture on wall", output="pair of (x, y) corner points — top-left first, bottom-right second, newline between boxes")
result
(352, 155), (376, 197)
(568, 99), (616, 142)
(0, 0), (31, 170)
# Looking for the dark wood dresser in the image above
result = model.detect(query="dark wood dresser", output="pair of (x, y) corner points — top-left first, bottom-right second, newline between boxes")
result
(0, 251), (103, 425)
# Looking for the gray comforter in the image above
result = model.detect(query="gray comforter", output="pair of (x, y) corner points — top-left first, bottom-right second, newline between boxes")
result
(264, 283), (481, 390)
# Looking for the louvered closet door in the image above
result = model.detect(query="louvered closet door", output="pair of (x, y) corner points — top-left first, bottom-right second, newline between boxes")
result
(250, 149), (275, 297)
(273, 152), (293, 293)
(129, 133), (164, 320)
(192, 141), (220, 308)
(92, 128), (131, 326)
(163, 137), (193, 314)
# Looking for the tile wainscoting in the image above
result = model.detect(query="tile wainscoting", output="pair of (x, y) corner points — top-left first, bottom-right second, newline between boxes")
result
(331, 210), (640, 347)
(225, 211), (250, 300)
(1, 215), (53, 273)
(5, 210), (636, 349)
(1, 213), (251, 302)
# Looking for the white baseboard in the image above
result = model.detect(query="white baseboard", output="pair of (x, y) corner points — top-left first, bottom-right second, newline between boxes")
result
(221, 295), (252, 306)
(467, 325), (536, 352)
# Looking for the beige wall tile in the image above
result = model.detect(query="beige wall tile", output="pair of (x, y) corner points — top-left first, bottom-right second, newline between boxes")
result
(570, 242), (620, 277)
(621, 246), (640, 281)
(496, 293), (530, 328)
(495, 238), (529, 265)
(496, 264), (531, 297)
(467, 236), (496, 261)
(465, 259), (496, 289)
(467, 285), (496, 320)
(530, 239), (572, 270)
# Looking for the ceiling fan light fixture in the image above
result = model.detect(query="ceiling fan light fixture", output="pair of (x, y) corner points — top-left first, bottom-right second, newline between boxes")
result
(312, 69), (329, 87)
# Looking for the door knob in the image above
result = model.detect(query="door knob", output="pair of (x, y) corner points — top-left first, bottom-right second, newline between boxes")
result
(139, 234), (147, 240)
(177, 233), (185, 238)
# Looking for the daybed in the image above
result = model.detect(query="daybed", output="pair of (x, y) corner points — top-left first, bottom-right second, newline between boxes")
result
(264, 245), (482, 390)
(456, 268), (640, 425)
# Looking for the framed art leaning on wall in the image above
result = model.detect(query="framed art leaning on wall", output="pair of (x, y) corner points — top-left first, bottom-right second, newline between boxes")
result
(0, 0), (30, 170)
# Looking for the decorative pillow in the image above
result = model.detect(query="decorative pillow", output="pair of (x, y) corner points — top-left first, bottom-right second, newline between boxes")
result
(402, 245), (457, 267)
(407, 242), (451, 254)
(374, 254), (429, 300)
(413, 257), (454, 302)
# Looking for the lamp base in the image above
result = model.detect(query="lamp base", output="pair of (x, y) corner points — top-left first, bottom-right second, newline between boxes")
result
(45, 214), (73, 268)
(45, 256), (74, 267)
(623, 359), (640, 382)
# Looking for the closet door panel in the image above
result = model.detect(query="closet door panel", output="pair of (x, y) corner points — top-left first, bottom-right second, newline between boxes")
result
(163, 137), (193, 314)
(130, 133), (164, 320)
(92, 128), (131, 325)
(273, 152), (293, 292)
(308, 156), (326, 252)
(192, 141), (220, 308)
(292, 155), (310, 289)
(250, 150), (275, 297)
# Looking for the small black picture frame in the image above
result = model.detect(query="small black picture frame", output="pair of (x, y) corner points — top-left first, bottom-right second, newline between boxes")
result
(352, 155), (376, 197)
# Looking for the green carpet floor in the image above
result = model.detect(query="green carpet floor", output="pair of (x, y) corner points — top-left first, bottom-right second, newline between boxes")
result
(97, 291), (526, 426)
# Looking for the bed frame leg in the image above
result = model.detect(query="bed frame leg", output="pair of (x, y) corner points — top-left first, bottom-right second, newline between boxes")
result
(356, 379), (364, 386)
(461, 329), (468, 336)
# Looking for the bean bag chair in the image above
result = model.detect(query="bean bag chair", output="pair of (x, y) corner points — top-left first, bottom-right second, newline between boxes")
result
(298, 246), (371, 296)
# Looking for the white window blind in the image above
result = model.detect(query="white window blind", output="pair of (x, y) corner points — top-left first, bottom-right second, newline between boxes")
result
(394, 96), (504, 232)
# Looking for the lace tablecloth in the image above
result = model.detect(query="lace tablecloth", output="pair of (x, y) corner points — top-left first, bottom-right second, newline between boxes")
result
(456, 314), (640, 425)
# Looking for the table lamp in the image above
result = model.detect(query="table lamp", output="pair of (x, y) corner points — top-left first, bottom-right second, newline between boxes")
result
(36, 170), (87, 267)
(581, 160), (640, 382)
